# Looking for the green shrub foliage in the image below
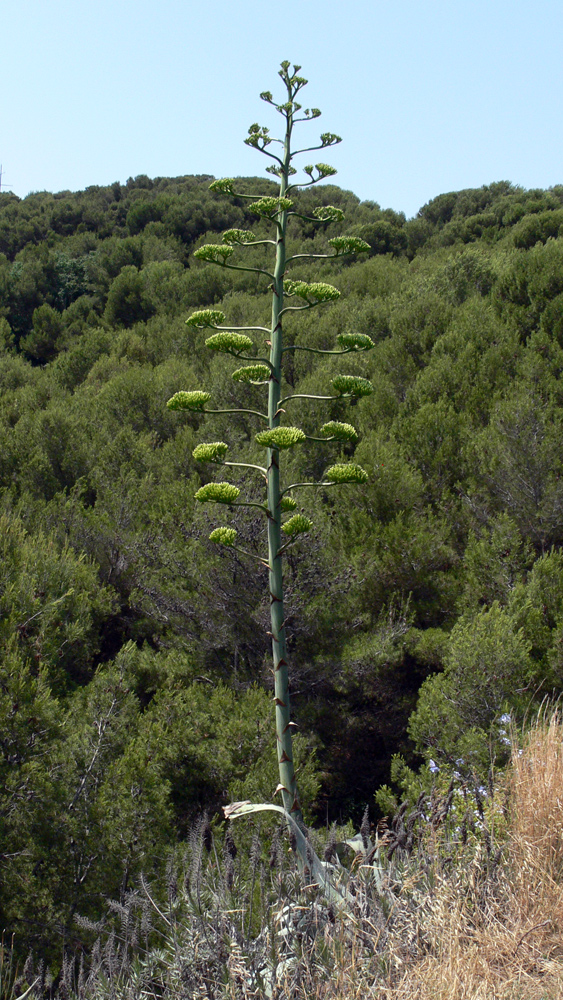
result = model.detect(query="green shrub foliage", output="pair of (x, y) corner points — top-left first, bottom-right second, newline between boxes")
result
(1, 96), (563, 963)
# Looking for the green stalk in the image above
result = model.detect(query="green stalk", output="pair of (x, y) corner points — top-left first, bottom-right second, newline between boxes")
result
(267, 77), (301, 821)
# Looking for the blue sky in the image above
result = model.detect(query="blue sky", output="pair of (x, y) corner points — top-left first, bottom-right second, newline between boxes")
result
(2, 0), (562, 218)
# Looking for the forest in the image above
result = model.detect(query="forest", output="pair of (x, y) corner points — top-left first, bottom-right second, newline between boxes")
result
(2, 128), (563, 986)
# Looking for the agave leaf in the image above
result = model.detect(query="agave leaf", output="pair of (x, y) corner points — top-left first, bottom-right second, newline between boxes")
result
(223, 801), (355, 912)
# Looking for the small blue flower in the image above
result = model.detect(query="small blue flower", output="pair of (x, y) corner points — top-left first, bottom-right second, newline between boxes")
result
(428, 759), (439, 774)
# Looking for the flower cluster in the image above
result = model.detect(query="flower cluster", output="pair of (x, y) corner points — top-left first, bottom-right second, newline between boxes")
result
(324, 463), (369, 484)
(283, 280), (341, 303)
(255, 426), (306, 449)
(193, 244), (234, 264)
(320, 421), (359, 443)
(192, 442), (228, 463)
(328, 237), (371, 256)
(209, 178), (235, 194)
(222, 229), (256, 245)
(313, 205), (344, 223)
(279, 496), (297, 512)
(231, 365), (270, 383)
(281, 514), (313, 537)
(209, 526), (237, 546)
(244, 124), (272, 149)
(266, 164), (297, 177)
(248, 197), (293, 218)
(205, 332), (254, 354)
(320, 132), (342, 146)
(315, 162), (338, 178)
(195, 482), (241, 504)
(337, 333), (375, 351)
(185, 309), (226, 328)
(331, 375), (374, 398)
(167, 391), (210, 411)
(304, 163), (337, 180)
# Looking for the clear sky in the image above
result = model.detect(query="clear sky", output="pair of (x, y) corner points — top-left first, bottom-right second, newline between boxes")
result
(2, 0), (562, 219)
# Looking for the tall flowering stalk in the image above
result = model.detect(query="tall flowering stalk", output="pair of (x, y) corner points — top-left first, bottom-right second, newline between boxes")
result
(167, 63), (373, 851)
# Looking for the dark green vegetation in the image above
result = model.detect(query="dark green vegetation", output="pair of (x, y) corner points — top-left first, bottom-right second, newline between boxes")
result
(2, 170), (563, 963)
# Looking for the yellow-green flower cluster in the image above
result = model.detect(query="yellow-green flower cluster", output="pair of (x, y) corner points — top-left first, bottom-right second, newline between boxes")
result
(283, 280), (341, 303)
(331, 375), (374, 397)
(255, 426), (306, 449)
(192, 442), (228, 463)
(205, 332), (254, 354)
(314, 163), (338, 178)
(324, 464), (369, 484)
(185, 309), (225, 328)
(193, 244), (234, 264)
(232, 365), (270, 383)
(167, 391), (210, 411)
(328, 237), (371, 255)
(244, 124), (272, 148)
(281, 514), (313, 537)
(195, 482), (241, 504)
(209, 526), (237, 546)
(266, 164), (297, 177)
(222, 229), (256, 245)
(209, 178), (235, 194)
(337, 333), (375, 351)
(248, 197), (293, 217)
(280, 495), (297, 512)
(320, 132), (342, 146)
(313, 205), (344, 223)
(320, 421), (359, 443)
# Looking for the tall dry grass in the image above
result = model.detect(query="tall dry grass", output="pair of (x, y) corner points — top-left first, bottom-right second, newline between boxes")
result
(372, 709), (563, 1000)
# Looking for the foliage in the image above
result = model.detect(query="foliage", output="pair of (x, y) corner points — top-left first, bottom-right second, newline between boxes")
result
(1, 80), (563, 973)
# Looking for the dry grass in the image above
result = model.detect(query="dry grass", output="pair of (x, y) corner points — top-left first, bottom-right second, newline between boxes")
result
(361, 709), (563, 1000)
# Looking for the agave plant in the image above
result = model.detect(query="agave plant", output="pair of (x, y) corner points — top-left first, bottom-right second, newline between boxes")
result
(167, 62), (373, 883)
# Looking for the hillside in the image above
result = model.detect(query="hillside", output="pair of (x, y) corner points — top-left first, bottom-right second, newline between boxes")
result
(2, 173), (563, 960)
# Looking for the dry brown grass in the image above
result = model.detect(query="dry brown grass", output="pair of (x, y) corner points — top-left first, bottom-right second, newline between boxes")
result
(345, 709), (563, 1000)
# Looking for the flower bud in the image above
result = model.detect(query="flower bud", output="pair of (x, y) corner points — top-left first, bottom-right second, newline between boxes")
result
(320, 132), (342, 146)
(313, 205), (344, 223)
(255, 426), (306, 450)
(280, 496), (297, 512)
(209, 178), (235, 194)
(248, 197), (293, 218)
(337, 333), (375, 351)
(222, 229), (256, 245)
(167, 391), (210, 411)
(320, 421), (359, 443)
(324, 464), (369, 484)
(232, 365), (270, 383)
(283, 280), (341, 303)
(185, 309), (225, 328)
(205, 332), (254, 354)
(195, 482), (241, 504)
(315, 163), (337, 177)
(331, 375), (374, 398)
(328, 237), (371, 256)
(192, 442), (229, 463)
(193, 244), (234, 264)
(209, 527), (237, 546)
(281, 514), (313, 537)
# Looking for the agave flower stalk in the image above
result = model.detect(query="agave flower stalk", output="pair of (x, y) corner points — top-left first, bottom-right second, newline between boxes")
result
(167, 63), (373, 842)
